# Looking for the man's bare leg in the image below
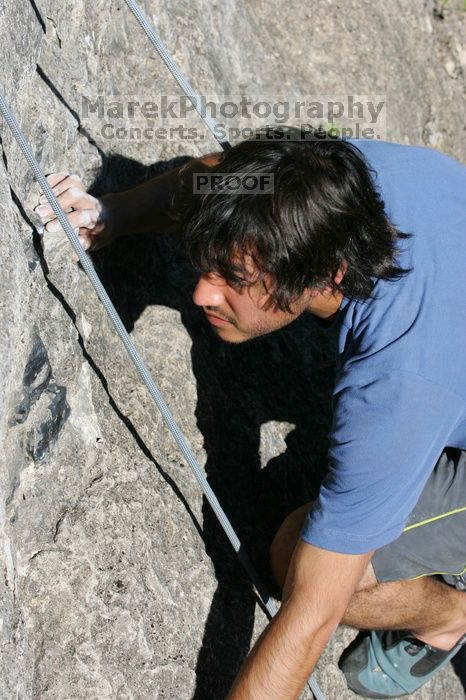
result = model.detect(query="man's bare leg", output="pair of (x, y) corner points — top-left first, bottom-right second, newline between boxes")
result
(270, 502), (466, 651)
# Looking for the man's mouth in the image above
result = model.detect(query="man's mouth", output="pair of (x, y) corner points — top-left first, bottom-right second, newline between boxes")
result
(204, 311), (234, 327)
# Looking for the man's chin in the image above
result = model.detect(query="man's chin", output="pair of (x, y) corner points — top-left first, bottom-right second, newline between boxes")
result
(210, 325), (247, 344)
(211, 325), (266, 345)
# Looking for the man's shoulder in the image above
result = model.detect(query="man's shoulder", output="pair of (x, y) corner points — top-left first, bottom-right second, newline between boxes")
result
(347, 138), (466, 229)
(349, 138), (465, 175)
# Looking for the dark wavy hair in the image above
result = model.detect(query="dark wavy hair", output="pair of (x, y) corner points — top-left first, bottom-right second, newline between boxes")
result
(179, 126), (410, 311)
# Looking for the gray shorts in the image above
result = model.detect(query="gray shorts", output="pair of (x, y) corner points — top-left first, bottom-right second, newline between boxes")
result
(372, 447), (466, 591)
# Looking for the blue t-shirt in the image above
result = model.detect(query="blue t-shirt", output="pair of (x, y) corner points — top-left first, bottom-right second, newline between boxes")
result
(301, 139), (466, 554)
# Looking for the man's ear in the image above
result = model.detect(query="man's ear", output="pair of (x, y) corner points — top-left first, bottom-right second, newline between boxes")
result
(334, 261), (348, 286)
(309, 288), (324, 298)
(307, 262), (348, 299)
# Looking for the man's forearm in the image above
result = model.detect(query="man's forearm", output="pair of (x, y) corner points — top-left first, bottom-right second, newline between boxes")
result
(227, 599), (336, 700)
(99, 152), (221, 239)
(226, 542), (373, 700)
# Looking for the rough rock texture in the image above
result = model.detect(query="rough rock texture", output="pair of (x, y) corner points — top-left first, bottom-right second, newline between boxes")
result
(1, 1), (465, 698)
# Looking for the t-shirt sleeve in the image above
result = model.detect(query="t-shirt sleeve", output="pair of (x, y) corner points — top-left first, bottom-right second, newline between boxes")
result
(300, 368), (465, 554)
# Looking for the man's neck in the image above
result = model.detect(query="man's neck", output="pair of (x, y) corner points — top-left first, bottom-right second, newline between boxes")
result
(307, 289), (344, 321)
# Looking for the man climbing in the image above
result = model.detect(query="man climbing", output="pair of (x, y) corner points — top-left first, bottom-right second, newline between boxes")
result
(35, 128), (466, 699)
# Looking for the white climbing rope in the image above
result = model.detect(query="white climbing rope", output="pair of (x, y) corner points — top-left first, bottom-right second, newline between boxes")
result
(0, 89), (325, 699)
(1, 13), (326, 692)
(0, 90), (247, 566)
(122, 5), (326, 696)
(124, 0), (230, 151)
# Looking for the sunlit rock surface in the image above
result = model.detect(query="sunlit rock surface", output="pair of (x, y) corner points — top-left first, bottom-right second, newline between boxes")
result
(1, 1), (465, 697)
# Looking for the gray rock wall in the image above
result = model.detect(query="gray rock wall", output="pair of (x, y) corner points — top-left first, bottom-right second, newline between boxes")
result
(1, 1), (465, 698)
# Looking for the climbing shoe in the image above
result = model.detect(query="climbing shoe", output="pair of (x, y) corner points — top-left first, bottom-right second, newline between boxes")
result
(338, 629), (466, 698)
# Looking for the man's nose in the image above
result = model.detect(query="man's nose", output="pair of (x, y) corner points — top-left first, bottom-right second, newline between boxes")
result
(192, 273), (226, 308)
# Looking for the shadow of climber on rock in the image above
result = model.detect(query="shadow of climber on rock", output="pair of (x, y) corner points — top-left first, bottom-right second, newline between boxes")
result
(87, 153), (336, 698)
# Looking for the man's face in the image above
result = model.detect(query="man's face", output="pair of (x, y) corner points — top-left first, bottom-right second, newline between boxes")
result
(192, 269), (313, 344)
